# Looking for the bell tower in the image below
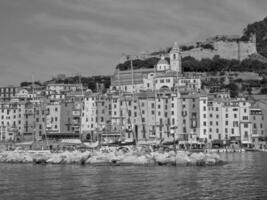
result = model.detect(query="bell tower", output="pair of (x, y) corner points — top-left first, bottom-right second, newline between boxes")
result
(170, 42), (181, 73)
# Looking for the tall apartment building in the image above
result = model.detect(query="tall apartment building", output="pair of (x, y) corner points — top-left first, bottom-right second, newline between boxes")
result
(200, 96), (252, 147)
(46, 101), (76, 138)
(23, 102), (47, 141)
(81, 93), (97, 139)
(250, 107), (265, 149)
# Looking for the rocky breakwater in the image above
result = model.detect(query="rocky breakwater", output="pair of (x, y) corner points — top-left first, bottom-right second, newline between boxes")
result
(0, 147), (225, 167)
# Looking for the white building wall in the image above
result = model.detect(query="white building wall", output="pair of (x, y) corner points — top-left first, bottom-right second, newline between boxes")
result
(199, 96), (208, 142)
(81, 96), (97, 133)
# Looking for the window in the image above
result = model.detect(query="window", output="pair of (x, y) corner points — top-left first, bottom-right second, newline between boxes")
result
(203, 106), (206, 111)
(231, 128), (234, 134)
(210, 121), (213, 126)
(225, 114), (228, 118)
(203, 121), (206, 126)
(243, 116), (248, 120)
(225, 121), (228, 125)
(203, 114), (206, 118)
(234, 114), (237, 118)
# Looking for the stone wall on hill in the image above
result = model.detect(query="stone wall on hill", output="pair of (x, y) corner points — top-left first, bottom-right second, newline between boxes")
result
(181, 35), (257, 61)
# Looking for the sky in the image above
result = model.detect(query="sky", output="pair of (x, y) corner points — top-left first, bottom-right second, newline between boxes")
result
(0, 0), (267, 85)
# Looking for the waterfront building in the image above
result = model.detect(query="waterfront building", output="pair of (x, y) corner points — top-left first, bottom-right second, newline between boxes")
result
(200, 95), (252, 147)
(95, 94), (112, 138)
(0, 86), (18, 102)
(250, 107), (265, 149)
(177, 91), (201, 145)
(0, 101), (27, 141)
(81, 93), (97, 140)
(23, 101), (47, 141)
(45, 101), (77, 139)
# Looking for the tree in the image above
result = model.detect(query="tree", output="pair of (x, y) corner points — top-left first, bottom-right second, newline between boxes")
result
(226, 82), (239, 97)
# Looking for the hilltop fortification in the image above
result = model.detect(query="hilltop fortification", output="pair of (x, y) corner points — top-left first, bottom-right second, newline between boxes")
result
(180, 34), (257, 61)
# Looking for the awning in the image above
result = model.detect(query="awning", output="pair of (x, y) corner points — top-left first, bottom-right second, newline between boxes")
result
(60, 139), (82, 145)
(15, 141), (34, 146)
(242, 141), (252, 144)
(83, 141), (99, 148)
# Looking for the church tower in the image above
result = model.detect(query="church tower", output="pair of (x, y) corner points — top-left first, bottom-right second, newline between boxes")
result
(170, 42), (181, 73)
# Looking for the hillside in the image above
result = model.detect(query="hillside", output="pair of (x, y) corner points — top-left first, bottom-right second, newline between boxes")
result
(116, 17), (267, 74)
(241, 17), (267, 58)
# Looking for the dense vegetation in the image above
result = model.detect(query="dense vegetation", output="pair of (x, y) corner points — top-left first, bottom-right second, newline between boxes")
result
(52, 75), (111, 92)
(182, 55), (267, 74)
(116, 57), (160, 71)
(20, 81), (43, 87)
(116, 55), (267, 74)
(241, 17), (267, 58)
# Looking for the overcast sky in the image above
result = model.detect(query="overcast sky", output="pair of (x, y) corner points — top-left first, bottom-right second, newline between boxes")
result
(0, 0), (267, 85)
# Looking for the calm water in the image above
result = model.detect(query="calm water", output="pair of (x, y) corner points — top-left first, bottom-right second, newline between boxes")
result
(0, 152), (267, 200)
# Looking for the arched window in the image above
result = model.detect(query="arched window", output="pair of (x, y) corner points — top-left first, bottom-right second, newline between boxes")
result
(173, 54), (176, 60)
